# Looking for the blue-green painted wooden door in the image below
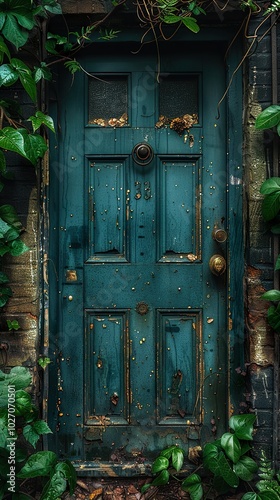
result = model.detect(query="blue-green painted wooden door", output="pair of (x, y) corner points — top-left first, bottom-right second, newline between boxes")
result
(49, 41), (231, 467)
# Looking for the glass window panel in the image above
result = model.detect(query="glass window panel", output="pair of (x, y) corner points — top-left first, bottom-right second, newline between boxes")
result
(88, 75), (128, 126)
(159, 75), (198, 118)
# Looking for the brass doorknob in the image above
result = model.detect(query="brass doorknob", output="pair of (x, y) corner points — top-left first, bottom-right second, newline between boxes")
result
(212, 228), (227, 243)
(209, 254), (226, 276)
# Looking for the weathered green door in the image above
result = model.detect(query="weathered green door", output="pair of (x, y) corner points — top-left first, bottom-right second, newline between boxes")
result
(49, 39), (241, 471)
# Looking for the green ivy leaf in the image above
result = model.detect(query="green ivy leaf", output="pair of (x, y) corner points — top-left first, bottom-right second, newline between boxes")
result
(221, 433), (241, 463)
(151, 469), (169, 486)
(182, 474), (203, 500)
(6, 319), (20, 330)
(34, 63), (52, 83)
(22, 131), (48, 165)
(42, 0), (62, 15)
(267, 304), (280, 332)
(0, 64), (18, 86)
(0, 272), (9, 284)
(0, 286), (11, 306)
(261, 290), (280, 301)
(0, 244), (10, 257)
(15, 389), (32, 416)
(55, 460), (77, 495)
(141, 483), (152, 494)
(44, 39), (59, 54)
(204, 447), (239, 488)
(203, 442), (219, 470)
(8, 238), (29, 256)
(242, 494), (278, 500)
(12, 11), (35, 30)
(0, 366), (31, 390)
(17, 451), (58, 478)
(23, 420), (52, 448)
(40, 470), (67, 500)
(11, 58), (36, 102)
(23, 424), (40, 448)
(262, 191), (280, 221)
(0, 35), (10, 62)
(38, 357), (52, 369)
(9, 366), (32, 388)
(33, 419), (52, 436)
(2, 14), (28, 49)
(260, 177), (280, 195)
(160, 445), (178, 459)
(0, 127), (26, 158)
(163, 14), (181, 23)
(0, 14), (6, 32)
(233, 456), (258, 481)
(47, 32), (68, 44)
(216, 452), (239, 488)
(151, 456), (169, 473)
(171, 447), (184, 472)
(0, 217), (11, 237)
(275, 255), (280, 271)
(255, 105), (280, 130)
(0, 205), (21, 227)
(181, 16), (200, 32)
(19, 71), (36, 102)
(28, 111), (55, 133)
(229, 414), (256, 440)
(4, 226), (20, 242)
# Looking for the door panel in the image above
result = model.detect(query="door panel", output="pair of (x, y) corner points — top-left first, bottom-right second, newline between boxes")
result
(49, 42), (230, 466)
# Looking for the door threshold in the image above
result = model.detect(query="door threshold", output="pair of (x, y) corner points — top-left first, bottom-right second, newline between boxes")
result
(73, 460), (152, 477)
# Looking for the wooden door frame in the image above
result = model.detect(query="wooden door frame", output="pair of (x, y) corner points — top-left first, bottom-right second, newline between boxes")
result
(42, 26), (244, 475)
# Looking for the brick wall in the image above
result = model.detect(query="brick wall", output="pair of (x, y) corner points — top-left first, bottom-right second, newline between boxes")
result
(0, 81), (40, 391)
(244, 13), (279, 461)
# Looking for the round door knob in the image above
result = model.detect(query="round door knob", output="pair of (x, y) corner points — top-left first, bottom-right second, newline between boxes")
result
(132, 143), (154, 165)
(212, 228), (228, 243)
(209, 254), (226, 276)
(137, 145), (150, 160)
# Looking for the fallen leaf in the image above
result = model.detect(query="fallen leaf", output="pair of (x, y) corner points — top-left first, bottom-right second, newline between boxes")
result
(76, 480), (89, 491)
(89, 488), (103, 500)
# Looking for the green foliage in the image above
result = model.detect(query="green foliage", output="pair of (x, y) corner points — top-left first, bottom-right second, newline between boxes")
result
(156, 0), (203, 33)
(6, 319), (20, 331)
(98, 28), (121, 40)
(0, 366), (76, 499)
(0, 204), (28, 307)
(255, 105), (280, 134)
(146, 417), (280, 499)
(255, 451), (280, 498)
(259, 177), (280, 332)
(38, 357), (52, 370)
(0, 0), (62, 50)
(142, 415), (263, 499)
(264, 0), (280, 15)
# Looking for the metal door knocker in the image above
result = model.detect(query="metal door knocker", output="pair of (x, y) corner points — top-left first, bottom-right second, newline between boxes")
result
(132, 143), (154, 165)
